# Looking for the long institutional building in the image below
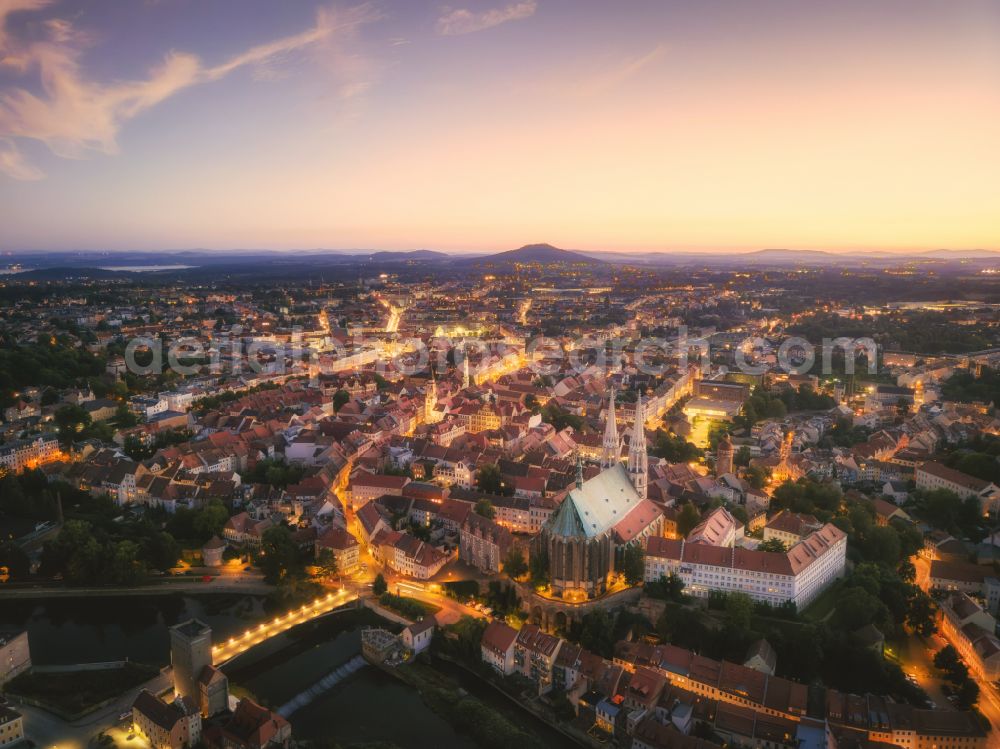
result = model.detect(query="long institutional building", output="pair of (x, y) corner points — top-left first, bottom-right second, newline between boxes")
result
(645, 523), (847, 609)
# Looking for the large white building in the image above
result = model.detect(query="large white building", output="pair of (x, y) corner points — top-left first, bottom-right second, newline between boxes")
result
(0, 434), (60, 473)
(645, 523), (846, 610)
(916, 461), (1000, 512)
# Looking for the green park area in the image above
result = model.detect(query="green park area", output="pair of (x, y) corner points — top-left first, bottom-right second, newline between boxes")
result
(5, 662), (160, 718)
(379, 592), (440, 620)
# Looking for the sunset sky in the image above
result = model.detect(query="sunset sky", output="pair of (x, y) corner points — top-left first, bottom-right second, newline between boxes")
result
(1, 0), (998, 253)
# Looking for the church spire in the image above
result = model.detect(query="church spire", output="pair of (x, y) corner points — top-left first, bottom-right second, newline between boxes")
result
(461, 343), (471, 389)
(576, 451), (584, 489)
(601, 387), (620, 469)
(629, 392), (648, 499)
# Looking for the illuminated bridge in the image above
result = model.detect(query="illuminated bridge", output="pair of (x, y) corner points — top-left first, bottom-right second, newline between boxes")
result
(212, 588), (357, 664)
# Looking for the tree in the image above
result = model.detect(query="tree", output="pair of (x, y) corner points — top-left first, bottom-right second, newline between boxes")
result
(372, 573), (388, 596)
(475, 465), (505, 496)
(143, 532), (180, 572)
(258, 526), (299, 583)
(578, 609), (616, 657)
(727, 504), (748, 525)
(0, 541), (31, 581)
(529, 546), (549, 587)
(115, 403), (138, 428)
(474, 498), (496, 520)
(0, 474), (30, 517)
(724, 592), (754, 631)
(956, 678), (980, 710)
(503, 548), (528, 579)
(757, 538), (786, 553)
(677, 503), (702, 538)
(123, 435), (153, 460)
(834, 586), (886, 632)
(933, 645), (958, 673)
(645, 574), (685, 602)
(193, 500), (229, 540)
(734, 445), (752, 467)
(485, 580), (520, 616)
(860, 526), (901, 567)
(332, 389), (351, 413)
(540, 402), (583, 432)
(745, 464), (769, 490)
(621, 544), (645, 586)
(54, 404), (91, 444)
(652, 430), (702, 463)
(907, 592), (937, 637)
(109, 540), (146, 585)
(316, 547), (338, 579)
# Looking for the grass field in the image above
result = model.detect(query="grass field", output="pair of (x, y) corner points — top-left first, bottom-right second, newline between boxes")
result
(5, 662), (159, 717)
(379, 592), (441, 620)
(801, 580), (842, 622)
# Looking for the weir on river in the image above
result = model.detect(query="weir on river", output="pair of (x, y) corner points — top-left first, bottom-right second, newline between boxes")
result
(277, 654), (367, 717)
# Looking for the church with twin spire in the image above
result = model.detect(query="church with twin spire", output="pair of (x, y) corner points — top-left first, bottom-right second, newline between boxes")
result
(534, 388), (663, 599)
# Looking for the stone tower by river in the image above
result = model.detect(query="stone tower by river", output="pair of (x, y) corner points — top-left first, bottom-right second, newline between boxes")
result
(170, 619), (213, 703)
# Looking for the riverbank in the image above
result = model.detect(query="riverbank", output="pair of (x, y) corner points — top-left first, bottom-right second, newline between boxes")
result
(0, 579), (274, 598)
(383, 658), (572, 749)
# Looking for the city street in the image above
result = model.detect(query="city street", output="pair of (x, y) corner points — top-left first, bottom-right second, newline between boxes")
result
(392, 580), (488, 625)
(891, 633), (954, 710)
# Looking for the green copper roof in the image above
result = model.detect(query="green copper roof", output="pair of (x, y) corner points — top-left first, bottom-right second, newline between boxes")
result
(545, 463), (641, 540)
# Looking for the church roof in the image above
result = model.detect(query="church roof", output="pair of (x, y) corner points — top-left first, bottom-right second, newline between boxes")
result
(546, 463), (642, 540)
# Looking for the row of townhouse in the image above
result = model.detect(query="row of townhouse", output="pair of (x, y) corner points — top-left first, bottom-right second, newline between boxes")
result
(448, 487), (534, 533)
(644, 524), (847, 610)
(937, 593), (1000, 683)
(0, 433), (61, 473)
(481, 620), (986, 749)
(481, 621), (563, 694)
(614, 640), (987, 749)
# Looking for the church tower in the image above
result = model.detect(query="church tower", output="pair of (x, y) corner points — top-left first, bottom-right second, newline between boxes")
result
(425, 373), (440, 424)
(601, 388), (621, 469)
(461, 344), (471, 389)
(628, 392), (648, 499)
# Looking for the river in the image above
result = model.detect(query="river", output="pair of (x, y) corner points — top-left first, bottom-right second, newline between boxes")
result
(0, 594), (578, 748)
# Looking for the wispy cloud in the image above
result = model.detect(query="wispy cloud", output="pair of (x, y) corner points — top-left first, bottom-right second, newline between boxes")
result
(436, 0), (536, 36)
(0, 2), (379, 179)
(576, 43), (667, 97)
(0, 136), (43, 179)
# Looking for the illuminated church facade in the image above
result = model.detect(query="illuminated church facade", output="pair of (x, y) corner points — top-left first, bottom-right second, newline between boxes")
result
(534, 391), (663, 599)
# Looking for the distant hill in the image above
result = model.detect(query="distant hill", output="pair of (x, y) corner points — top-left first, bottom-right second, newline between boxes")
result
(471, 243), (606, 266)
(15, 266), (135, 280)
(366, 250), (451, 262)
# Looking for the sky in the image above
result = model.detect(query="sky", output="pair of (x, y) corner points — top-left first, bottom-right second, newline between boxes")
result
(0, 0), (998, 254)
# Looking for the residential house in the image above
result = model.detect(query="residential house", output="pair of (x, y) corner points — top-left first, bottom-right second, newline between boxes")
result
(131, 691), (201, 749)
(481, 621), (518, 676)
